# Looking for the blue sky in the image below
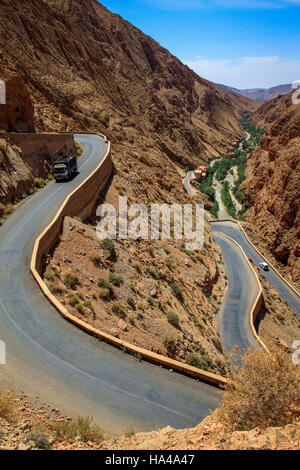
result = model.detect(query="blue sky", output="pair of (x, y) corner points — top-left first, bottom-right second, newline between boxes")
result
(101, 0), (300, 88)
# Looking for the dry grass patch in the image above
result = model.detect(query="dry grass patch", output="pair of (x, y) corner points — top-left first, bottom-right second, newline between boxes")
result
(63, 270), (81, 290)
(186, 353), (213, 371)
(110, 302), (126, 318)
(164, 335), (177, 354)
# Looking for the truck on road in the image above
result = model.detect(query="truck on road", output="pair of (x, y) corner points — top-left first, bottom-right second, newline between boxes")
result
(53, 155), (78, 182)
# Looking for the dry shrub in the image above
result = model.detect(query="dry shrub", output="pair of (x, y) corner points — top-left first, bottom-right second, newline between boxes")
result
(90, 250), (101, 267)
(187, 353), (212, 371)
(63, 270), (81, 290)
(48, 280), (65, 295)
(164, 335), (177, 353)
(0, 139), (7, 153)
(101, 238), (116, 258)
(4, 203), (14, 215)
(67, 293), (80, 307)
(133, 261), (142, 273)
(216, 342), (300, 431)
(51, 416), (103, 444)
(99, 287), (111, 300)
(0, 391), (14, 420)
(34, 177), (47, 189)
(26, 430), (51, 450)
(167, 311), (179, 327)
(44, 270), (57, 282)
(110, 302), (126, 318)
(109, 272), (123, 287)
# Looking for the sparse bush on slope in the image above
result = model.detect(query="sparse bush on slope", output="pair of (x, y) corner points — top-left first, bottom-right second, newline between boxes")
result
(0, 392), (13, 420)
(216, 342), (300, 431)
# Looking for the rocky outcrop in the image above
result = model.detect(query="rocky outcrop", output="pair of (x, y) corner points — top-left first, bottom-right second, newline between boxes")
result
(0, 138), (34, 214)
(0, 134), (76, 215)
(0, 68), (35, 132)
(114, 414), (300, 451)
(241, 92), (300, 282)
(3, 133), (77, 177)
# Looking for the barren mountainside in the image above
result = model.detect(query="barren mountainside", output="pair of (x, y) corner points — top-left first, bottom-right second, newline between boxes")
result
(241, 92), (300, 282)
(0, 0), (257, 169)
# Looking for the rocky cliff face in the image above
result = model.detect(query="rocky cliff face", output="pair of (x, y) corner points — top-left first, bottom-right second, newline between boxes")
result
(0, 138), (34, 216)
(0, 67), (35, 132)
(0, 0), (256, 170)
(241, 92), (300, 282)
(0, 133), (76, 217)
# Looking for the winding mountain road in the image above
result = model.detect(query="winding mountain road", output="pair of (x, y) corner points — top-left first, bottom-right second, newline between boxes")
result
(0, 134), (219, 434)
(212, 232), (259, 353)
(182, 171), (196, 196)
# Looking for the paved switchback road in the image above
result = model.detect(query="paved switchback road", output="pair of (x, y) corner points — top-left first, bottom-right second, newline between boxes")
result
(211, 221), (300, 318)
(0, 134), (219, 434)
(212, 232), (259, 353)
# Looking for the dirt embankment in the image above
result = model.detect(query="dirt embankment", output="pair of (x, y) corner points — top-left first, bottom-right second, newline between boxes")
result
(1, 388), (298, 451)
(3, 133), (77, 177)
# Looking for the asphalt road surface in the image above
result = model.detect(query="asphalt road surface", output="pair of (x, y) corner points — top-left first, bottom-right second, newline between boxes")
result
(182, 171), (196, 196)
(212, 232), (259, 353)
(0, 134), (219, 434)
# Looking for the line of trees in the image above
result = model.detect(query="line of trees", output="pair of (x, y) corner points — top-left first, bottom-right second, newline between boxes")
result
(197, 116), (264, 219)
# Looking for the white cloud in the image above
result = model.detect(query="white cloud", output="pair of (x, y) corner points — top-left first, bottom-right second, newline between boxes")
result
(142, 0), (300, 10)
(213, 0), (284, 8)
(183, 55), (300, 88)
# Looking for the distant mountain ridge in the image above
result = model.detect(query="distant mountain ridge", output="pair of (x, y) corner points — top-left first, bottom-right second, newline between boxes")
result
(219, 83), (293, 102)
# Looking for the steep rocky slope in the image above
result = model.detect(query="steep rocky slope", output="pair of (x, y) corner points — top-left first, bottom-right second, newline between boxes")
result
(1, 394), (299, 450)
(241, 92), (300, 283)
(1, 388), (299, 450)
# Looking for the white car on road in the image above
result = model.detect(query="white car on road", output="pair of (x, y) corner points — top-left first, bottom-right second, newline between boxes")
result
(259, 262), (269, 271)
